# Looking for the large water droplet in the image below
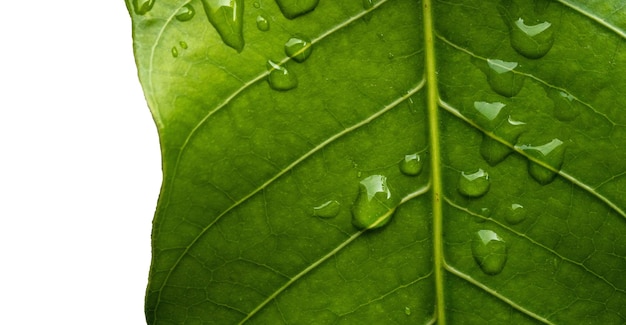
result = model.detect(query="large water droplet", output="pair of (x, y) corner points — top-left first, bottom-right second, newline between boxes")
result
(201, 0), (245, 52)
(176, 4), (196, 21)
(267, 60), (298, 91)
(510, 18), (554, 59)
(351, 175), (399, 230)
(133, 0), (155, 15)
(504, 203), (526, 225)
(517, 138), (565, 184)
(474, 101), (505, 121)
(458, 169), (490, 198)
(399, 153), (423, 176)
(284, 35), (312, 63)
(486, 59), (524, 97)
(256, 15), (270, 31)
(274, 0), (319, 19)
(472, 230), (507, 275)
(548, 90), (581, 121)
(313, 200), (341, 218)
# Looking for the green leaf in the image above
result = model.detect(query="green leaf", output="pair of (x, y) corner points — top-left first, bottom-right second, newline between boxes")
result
(126, 0), (626, 323)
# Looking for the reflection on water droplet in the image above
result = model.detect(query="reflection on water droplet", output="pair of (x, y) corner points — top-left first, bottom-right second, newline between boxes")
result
(511, 18), (554, 59)
(472, 229), (507, 275)
(284, 35), (312, 63)
(171, 46), (179, 58)
(313, 200), (341, 218)
(275, 0), (319, 19)
(201, 0), (245, 52)
(474, 101), (505, 121)
(363, 0), (374, 10)
(351, 175), (399, 230)
(458, 169), (490, 198)
(404, 306), (411, 316)
(480, 136), (512, 166)
(399, 153), (423, 176)
(256, 15), (270, 31)
(267, 60), (298, 91)
(133, 0), (155, 15)
(505, 203), (526, 225)
(486, 59), (524, 97)
(517, 138), (565, 184)
(176, 4), (196, 21)
(548, 90), (580, 121)
(180, 41), (188, 49)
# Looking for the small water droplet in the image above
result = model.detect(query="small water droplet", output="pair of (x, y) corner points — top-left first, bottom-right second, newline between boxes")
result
(474, 101), (505, 121)
(256, 15), (270, 31)
(253, 1), (261, 8)
(133, 0), (155, 15)
(472, 230), (507, 275)
(313, 200), (341, 218)
(458, 169), (490, 198)
(363, 0), (374, 10)
(201, 0), (245, 52)
(404, 306), (411, 316)
(504, 203), (526, 225)
(480, 136), (512, 166)
(510, 18), (554, 59)
(176, 4), (196, 21)
(179, 41), (188, 49)
(474, 207), (491, 223)
(388, 52), (395, 60)
(274, 0), (319, 19)
(171, 46), (179, 58)
(516, 138), (565, 184)
(351, 175), (399, 230)
(399, 153), (423, 176)
(486, 59), (524, 97)
(548, 90), (580, 121)
(267, 60), (298, 91)
(284, 35), (312, 63)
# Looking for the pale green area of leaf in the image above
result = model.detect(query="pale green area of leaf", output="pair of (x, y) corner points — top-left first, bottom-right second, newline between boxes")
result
(126, 0), (626, 323)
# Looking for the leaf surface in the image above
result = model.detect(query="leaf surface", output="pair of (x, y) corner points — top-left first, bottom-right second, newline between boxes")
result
(126, 0), (626, 323)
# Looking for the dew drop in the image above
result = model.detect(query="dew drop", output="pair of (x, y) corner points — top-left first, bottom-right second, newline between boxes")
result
(274, 0), (319, 19)
(284, 35), (312, 63)
(133, 0), (155, 15)
(480, 136), (513, 166)
(351, 175), (399, 230)
(504, 203), (526, 225)
(399, 153), (423, 176)
(171, 46), (179, 58)
(179, 41), (188, 49)
(201, 0), (245, 52)
(474, 207), (491, 223)
(458, 169), (490, 198)
(472, 230), (507, 275)
(363, 0), (374, 10)
(510, 18), (554, 59)
(486, 59), (524, 97)
(404, 306), (411, 316)
(175, 4), (196, 22)
(516, 138), (565, 184)
(253, 1), (261, 8)
(267, 60), (298, 91)
(256, 15), (270, 31)
(474, 101), (505, 121)
(548, 90), (581, 121)
(313, 200), (341, 218)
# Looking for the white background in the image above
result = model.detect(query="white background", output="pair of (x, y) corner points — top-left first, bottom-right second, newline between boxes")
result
(0, 1), (160, 324)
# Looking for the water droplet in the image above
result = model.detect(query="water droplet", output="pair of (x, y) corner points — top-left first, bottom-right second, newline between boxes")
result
(133, 0), (155, 15)
(351, 175), (399, 230)
(253, 1), (261, 8)
(399, 153), (423, 176)
(505, 203), (526, 225)
(404, 306), (411, 316)
(480, 136), (512, 166)
(267, 60), (298, 91)
(179, 41), (188, 49)
(201, 0), (245, 52)
(474, 207), (491, 223)
(274, 0), (319, 19)
(486, 59), (524, 97)
(363, 0), (374, 10)
(472, 230), (507, 275)
(458, 169), (490, 198)
(517, 138), (565, 184)
(388, 52), (395, 60)
(313, 200), (341, 218)
(474, 101), (505, 121)
(256, 15), (270, 31)
(510, 18), (554, 59)
(171, 46), (179, 58)
(548, 90), (581, 121)
(176, 4), (196, 21)
(284, 35), (312, 63)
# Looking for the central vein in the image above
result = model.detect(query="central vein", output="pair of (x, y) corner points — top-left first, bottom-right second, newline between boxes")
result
(422, 0), (446, 324)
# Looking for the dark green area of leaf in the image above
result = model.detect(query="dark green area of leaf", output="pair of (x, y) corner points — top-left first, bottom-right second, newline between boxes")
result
(126, 0), (626, 323)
